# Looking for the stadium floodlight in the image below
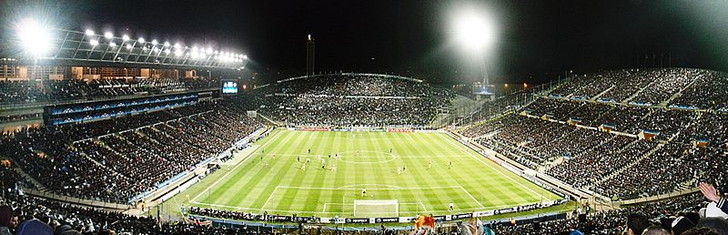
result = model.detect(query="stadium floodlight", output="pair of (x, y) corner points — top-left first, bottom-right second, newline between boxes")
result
(164, 48), (171, 54)
(214, 50), (219, 54)
(174, 49), (182, 56)
(109, 42), (117, 47)
(138, 37), (145, 43)
(126, 44), (132, 50)
(16, 18), (54, 57)
(206, 48), (213, 54)
(243, 54), (248, 60)
(104, 32), (113, 39)
(151, 39), (158, 45)
(153, 47), (160, 52)
(85, 29), (95, 36)
(452, 10), (496, 52)
(122, 35), (130, 41)
(163, 42), (170, 47)
(174, 43), (181, 49)
(89, 39), (99, 46)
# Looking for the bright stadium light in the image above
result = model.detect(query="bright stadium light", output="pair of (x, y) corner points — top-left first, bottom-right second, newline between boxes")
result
(85, 29), (95, 36)
(89, 39), (99, 46)
(174, 49), (182, 56)
(122, 34), (130, 41)
(452, 9), (496, 52)
(109, 42), (117, 47)
(163, 42), (170, 47)
(164, 48), (171, 54)
(448, 4), (499, 85)
(138, 37), (145, 43)
(174, 43), (181, 49)
(104, 32), (113, 39)
(151, 39), (158, 45)
(243, 54), (248, 60)
(206, 48), (213, 54)
(126, 44), (132, 50)
(16, 18), (54, 56)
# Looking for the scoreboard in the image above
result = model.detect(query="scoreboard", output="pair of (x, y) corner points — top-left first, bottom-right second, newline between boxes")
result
(222, 80), (238, 94)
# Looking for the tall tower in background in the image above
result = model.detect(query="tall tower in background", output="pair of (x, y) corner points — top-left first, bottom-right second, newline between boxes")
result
(306, 34), (315, 77)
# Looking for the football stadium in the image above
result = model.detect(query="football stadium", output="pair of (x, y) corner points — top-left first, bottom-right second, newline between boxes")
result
(1, 1), (728, 235)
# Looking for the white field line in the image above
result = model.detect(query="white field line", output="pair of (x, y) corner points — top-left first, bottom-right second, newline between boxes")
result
(458, 186), (486, 209)
(259, 187), (279, 212)
(191, 201), (530, 215)
(276, 185), (462, 190)
(190, 130), (286, 203)
(439, 134), (546, 200)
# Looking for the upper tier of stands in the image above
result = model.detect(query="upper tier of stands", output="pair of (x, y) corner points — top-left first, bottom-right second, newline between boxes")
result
(459, 68), (728, 201)
(256, 74), (455, 127)
(550, 68), (728, 110)
(0, 77), (218, 105)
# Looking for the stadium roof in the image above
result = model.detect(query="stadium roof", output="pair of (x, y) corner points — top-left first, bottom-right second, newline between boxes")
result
(6, 23), (248, 70)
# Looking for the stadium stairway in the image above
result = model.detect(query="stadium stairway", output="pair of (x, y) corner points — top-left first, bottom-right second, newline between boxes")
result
(621, 82), (655, 104)
(77, 150), (134, 181)
(11, 166), (48, 192)
(661, 73), (704, 106)
(257, 113), (280, 126)
(589, 85), (615, 101)
(594, 142), (664, 185)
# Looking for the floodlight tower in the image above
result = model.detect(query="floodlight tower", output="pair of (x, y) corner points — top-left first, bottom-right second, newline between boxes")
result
(306, 34), (315, 77)
(453, 9), (496, 86)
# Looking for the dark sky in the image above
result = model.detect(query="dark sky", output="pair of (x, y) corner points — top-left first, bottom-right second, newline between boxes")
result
(4, 0), (728, 85)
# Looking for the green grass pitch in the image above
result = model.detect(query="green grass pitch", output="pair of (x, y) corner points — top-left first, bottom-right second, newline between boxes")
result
(184, 129), (561, 217)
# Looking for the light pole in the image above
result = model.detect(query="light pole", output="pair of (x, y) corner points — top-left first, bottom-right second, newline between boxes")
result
(453, 9), (496, 86)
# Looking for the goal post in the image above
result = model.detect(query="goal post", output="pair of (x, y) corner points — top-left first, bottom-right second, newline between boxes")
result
(353, 200), (399, 217)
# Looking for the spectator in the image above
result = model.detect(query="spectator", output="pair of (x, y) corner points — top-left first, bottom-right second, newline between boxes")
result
(627, 214), (651, 235)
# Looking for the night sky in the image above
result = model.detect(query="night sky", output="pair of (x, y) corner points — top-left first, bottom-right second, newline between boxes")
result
(3, 0), (728, 85)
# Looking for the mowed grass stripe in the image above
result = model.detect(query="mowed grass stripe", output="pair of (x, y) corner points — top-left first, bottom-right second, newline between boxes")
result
(194, 130), (561, 216)
(414, 133), (502, 210)
(206, 130), (289, 206)
(397, 133), (450, 213)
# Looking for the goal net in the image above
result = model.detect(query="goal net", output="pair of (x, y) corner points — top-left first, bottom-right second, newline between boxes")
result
(354, 200), (398, 217)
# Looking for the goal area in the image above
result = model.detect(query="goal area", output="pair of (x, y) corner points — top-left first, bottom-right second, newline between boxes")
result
(353, 200), (398, 217)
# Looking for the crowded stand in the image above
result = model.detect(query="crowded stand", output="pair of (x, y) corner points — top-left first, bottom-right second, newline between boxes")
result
(546, 135), (636, 188)
(674, 112), (728, 148)
(461, 68), (728, 202)
(258, 74), (455, 126)
(551, 68), (702, 103)
(0, 165), (261, 235)
(0, 78), (218, 105)
(0, 98), (263, 204)
(488, 192), (711, 235)
(670, 70), (728, 110)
